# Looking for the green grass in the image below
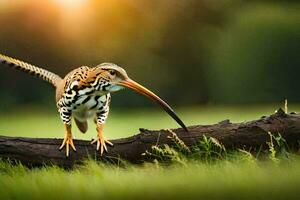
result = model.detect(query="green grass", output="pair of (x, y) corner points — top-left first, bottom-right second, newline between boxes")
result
(1, 157), (300, 200)
(0, 104), (300, 200)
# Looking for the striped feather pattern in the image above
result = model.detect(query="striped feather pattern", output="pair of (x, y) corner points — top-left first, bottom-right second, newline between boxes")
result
(0, 53), (62, 87)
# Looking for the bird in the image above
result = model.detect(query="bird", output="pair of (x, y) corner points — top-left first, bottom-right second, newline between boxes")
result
(0, 53), (188, 157)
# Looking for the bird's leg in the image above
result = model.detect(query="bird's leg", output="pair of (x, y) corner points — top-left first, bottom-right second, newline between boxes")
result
(91, 106), (113, 155)
(58, 108), (76, 157)
(59, 124), (76, 157)
(91, 123), (113, 155)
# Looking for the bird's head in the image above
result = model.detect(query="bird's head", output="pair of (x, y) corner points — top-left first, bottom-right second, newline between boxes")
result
(94, 63), (188, 131)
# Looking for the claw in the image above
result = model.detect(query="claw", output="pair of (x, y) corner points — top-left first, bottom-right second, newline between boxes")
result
(59, 135), (76, 157)
(91, 137), (113, 155)
(59, 124), (76, 157)
(92, 123), (113, 155)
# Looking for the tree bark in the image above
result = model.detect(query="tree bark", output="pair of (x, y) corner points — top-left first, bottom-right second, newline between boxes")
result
(0, 108), (300, 167)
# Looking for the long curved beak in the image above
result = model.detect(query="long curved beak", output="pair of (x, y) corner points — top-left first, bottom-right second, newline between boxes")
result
(118, 78), (188, 131)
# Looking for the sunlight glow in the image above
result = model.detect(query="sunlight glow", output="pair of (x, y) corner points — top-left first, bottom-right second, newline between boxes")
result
(51, 0), (91, 37)
(53, 0), (88, 9)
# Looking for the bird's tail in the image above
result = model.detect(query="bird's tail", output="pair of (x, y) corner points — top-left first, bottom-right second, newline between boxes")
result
(0, 53), (62, 87)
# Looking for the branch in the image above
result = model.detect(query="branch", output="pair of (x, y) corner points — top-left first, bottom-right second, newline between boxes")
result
(0, 108), (300, 167)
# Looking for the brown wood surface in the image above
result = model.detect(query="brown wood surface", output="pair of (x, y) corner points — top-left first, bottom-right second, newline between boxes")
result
(0, 108), (299, 167)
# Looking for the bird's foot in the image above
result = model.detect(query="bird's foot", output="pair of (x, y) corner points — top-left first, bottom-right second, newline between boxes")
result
(91, 135), (113, 155)
(59, 133), (76, 157)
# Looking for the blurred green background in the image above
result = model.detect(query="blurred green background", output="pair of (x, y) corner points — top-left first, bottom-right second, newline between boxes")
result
(0, 0), (299, 139)
(0, 0), (299, 110)
(0, 2), (300, 197)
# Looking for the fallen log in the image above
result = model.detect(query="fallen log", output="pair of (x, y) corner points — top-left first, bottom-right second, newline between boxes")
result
(0, 108), (300, 167)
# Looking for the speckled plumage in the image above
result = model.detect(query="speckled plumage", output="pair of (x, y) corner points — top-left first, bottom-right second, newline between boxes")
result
(0, 54), (115, 132)
(0, 53), (187, 156)
(0, 54), (124, 156)
(56, 66), (113, 130)
(0, 54), (62, 87)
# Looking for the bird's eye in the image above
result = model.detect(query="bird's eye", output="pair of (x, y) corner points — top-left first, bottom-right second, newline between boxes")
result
(109, 70), (116, 76)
